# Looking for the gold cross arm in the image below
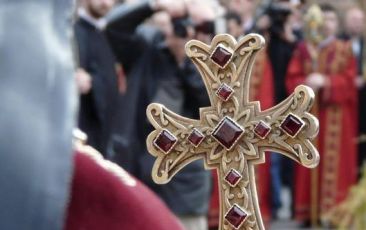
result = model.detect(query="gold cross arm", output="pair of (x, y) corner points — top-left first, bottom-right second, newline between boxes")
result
(146, 34), (319, 230)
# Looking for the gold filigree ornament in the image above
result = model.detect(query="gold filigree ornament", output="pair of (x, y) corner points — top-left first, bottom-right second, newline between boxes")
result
(146, 33), (320, 230)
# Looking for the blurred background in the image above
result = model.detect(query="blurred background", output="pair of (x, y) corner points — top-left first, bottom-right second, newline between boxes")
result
(1, 0), (366, 229)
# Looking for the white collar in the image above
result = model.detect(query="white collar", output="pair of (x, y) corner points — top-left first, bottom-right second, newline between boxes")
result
(77, 8), (107, 30)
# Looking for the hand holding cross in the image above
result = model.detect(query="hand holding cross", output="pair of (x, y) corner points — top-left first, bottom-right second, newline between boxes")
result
(146, 34), (320, 230)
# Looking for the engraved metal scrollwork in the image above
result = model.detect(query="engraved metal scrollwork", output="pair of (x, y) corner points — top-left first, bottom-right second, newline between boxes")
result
(146, 34), (319, 230)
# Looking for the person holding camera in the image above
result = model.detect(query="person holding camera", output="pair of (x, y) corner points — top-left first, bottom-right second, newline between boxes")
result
(104, 1), (215, 229)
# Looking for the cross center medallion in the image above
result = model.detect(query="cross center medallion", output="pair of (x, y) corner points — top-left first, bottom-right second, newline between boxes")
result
(146, 34), (320, 230)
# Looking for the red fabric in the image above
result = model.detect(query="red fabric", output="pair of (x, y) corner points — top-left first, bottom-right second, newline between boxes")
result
(257, 56), (275, 111)
(208, 170), (220, 228)
(115, 63), (127, 94)
(254, 51), (274, 225)
(65, 151), (184, 230)
(208, 50), (274, 228)
(286, 40), (358, 221)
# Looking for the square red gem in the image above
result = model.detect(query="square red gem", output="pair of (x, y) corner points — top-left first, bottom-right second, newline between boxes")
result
(224, 169), (242, 187)
(212, 117), (244, 150)
(254, 121), (271, 139)
(210, 45), (233, 68)
(216, 83), (234, 101)
(188, 128), (205, 147)
(280, 113), (305, 137)
(225, 204), (248, 229)
(153, 130), (177, 154)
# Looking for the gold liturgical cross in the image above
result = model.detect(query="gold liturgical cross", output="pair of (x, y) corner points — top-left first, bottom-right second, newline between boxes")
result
(146, 34), (320, 230)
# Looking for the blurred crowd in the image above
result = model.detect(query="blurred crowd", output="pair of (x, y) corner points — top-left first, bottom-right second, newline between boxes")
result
(73, 0), (366, 229)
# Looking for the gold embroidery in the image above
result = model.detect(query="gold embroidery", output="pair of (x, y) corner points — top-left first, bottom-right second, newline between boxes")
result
(320, 106), (342, 217)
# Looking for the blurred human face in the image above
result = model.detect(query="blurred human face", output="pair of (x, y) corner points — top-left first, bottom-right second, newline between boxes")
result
(152, 12), (174, 38)
(322, 11), (338, 38)
(186, 0), (215, 43)
(152, 12), (192, 56)
(345, 8), (364, 37)
(85, 0), (115, 18)
(227, 19), (243, 39)
(228, 0), (255, 18)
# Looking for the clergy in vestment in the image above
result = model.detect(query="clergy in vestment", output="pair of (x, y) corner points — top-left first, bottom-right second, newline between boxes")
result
(286, 4), (358, 223)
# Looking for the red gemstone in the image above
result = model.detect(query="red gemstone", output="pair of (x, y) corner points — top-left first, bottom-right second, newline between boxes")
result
(225, 204), (248, 229)
(280, 114), (304, 137)
(212, 117), (244, 150)
(216, 83), (234, 101)
(225, 169), (242, 186)
(188, 128), (205, 147)
(211, 45), (233, 68)
(254, 121), (271, 139)
(154, 130), (177, 154)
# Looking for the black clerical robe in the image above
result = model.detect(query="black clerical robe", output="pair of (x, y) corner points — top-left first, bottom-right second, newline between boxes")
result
(74, 18), (118, 154)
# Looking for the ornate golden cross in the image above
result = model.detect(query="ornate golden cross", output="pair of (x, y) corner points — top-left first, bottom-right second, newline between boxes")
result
(146, 34), (320, 230)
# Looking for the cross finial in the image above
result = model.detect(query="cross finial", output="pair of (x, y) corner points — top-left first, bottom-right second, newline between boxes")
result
(146, 34), (319, 230)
